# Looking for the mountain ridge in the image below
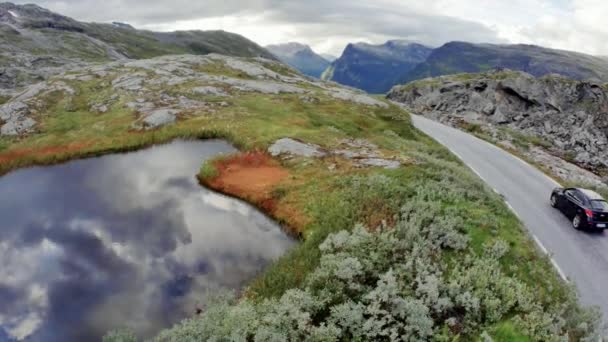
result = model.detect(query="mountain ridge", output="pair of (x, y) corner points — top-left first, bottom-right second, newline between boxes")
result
(321, 40), (433, 93)
(0, 2), (275, 96)
(400, 41), (608, 84)
(265, 42), (330, 78)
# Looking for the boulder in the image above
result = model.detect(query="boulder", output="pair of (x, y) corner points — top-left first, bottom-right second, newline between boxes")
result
(268, 138), (326, 158)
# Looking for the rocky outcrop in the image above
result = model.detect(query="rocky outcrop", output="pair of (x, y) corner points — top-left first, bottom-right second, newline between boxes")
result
(0, 54), (391, 136)
(0, 3), (275, 96)
(268, 137), (402, 170)
(388, 70), (608, 184)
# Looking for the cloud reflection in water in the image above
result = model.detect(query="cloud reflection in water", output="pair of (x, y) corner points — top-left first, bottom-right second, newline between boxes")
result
(0, 140), (294, 341)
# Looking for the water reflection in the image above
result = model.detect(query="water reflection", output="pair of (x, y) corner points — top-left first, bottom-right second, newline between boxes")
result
(0, 140), (294, 341)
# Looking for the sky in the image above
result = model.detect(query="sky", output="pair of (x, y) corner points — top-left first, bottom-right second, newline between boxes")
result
(12, 0), (608, 57)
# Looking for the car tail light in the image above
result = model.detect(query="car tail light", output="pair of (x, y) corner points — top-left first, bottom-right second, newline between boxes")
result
(585, 209), (594, 218)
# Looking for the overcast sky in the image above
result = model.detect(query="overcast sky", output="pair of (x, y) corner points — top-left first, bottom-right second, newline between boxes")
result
(13, 0), (608, 57)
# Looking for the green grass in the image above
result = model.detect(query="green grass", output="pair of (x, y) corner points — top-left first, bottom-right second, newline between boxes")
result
(503, 128), (552, 150)
(488, 321), (532, 341)
(199, 157), (220, 179)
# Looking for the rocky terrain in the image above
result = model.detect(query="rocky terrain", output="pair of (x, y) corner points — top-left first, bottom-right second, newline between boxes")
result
(321, 40), (433, 93)
(388, 70), (608, 187)
(0, 2), (274, 98)
(266, 42), (330, 78)
(399, 42), (608, 85)
(0, 53), (389, 153)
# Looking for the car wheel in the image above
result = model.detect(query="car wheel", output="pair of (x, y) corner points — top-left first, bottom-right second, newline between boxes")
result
(573, 215), (583, 230)
(550, 194), (558, 208)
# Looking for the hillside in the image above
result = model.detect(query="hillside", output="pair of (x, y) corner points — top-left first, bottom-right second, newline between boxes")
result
(400, 42), (608, 84)
(266, 42), (330, 78)
(321, 40), (432, 93)
(0, 2), (274, 97)
(388, 70), (608, 188)
(0, 51), (600, 340)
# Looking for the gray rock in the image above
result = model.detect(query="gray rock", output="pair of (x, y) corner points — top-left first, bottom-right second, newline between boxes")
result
(228, 79), (306, 94)
(299, 95), (320, 104)
(0, 101), (35, 135)
(90, 103), (108, 113)
(1, 117), (36, 135)
(268, 138), (326, 158)
(327, 88), (389, 108)
(358, 158), (401, 169)
(112, 72), (146, 91)
(137, 108), (178, 130)
(192, 86), (229, 97)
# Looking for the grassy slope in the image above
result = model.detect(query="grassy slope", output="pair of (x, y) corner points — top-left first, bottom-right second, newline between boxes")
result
(0, 60), (592, 339)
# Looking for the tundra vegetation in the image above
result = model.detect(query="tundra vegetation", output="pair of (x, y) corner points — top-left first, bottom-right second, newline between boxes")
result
(0, 55), (601, 341)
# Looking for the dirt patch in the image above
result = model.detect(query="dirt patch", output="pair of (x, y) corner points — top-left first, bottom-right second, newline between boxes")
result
(202, 151), (308, 235)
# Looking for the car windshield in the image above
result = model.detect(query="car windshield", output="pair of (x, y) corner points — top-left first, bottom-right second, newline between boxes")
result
(590, 200), (608, 211)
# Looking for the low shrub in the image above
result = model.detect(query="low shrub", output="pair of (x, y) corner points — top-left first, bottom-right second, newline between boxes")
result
(107, 195), (602, 341)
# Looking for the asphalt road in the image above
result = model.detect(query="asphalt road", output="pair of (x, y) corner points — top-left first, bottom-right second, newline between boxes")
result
(411, 114), (608, 318)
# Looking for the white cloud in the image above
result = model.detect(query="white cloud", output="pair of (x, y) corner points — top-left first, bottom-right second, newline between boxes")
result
(12, 0), (608, 56)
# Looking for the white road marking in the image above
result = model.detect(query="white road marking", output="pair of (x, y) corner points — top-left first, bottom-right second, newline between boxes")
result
(505, 201), (517, 215)
(551, 258), (569, 282)
(533, 235), (549, 254)
(470, 167), (484, 179)
(533, 236), (569, 282)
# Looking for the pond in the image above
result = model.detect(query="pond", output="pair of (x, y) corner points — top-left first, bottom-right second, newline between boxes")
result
(0, 140), (295, 341)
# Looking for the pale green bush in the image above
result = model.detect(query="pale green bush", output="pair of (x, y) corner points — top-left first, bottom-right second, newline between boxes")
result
(142, 198), (603, 341)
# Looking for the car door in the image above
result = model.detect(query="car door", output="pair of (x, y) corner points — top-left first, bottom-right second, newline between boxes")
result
(563, 189), (581, 217)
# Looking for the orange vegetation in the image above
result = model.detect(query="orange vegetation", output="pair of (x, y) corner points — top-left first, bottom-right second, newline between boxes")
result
(0, 142), (93, 164)
(202, 151), (308, 235)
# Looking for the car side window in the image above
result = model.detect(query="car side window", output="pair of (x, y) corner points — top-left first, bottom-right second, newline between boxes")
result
(565, 189), (583, 203)
(573, 191), (586, 204)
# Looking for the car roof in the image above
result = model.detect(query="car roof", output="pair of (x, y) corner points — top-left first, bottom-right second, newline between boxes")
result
(577, 188), (605, 201)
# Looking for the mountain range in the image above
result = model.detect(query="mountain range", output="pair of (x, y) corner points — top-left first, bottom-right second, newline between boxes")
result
(321, 40), (433, 93)
(401, 42), (608, 84)
(0, 2), (274, 97)
(265, 42), (330, 78)
(320, 40), (608, 94)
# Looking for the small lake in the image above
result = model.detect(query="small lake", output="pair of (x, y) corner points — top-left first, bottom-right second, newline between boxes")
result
(0, 140), (294, 341)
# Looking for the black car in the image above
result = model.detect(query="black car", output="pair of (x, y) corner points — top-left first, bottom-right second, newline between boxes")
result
(550, 188), (608, 230)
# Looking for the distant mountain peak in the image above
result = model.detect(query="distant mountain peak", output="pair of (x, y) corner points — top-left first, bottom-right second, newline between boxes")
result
(324, 39), (433, 93)
(112, 21), (134, 30)
(399, 41), (608, 84)
(266, 42), (330, 78)
(266, 42), (315, 57)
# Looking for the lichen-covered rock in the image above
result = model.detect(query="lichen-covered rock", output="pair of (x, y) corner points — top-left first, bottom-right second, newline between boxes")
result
(192, 86), (229, 97)
(112, 72), (146, 91)
(267, 137), (401, 169)
(357, 158), (401, 169)
(327, 88), (389, 108)
(0, 101), (35, 135)
(268, 138), (327, 158)
(227, 79), (306, 94)
(134, 108), (178, 130)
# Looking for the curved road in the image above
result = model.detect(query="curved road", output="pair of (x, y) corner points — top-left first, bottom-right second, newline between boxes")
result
(412, 114), (608, 318)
